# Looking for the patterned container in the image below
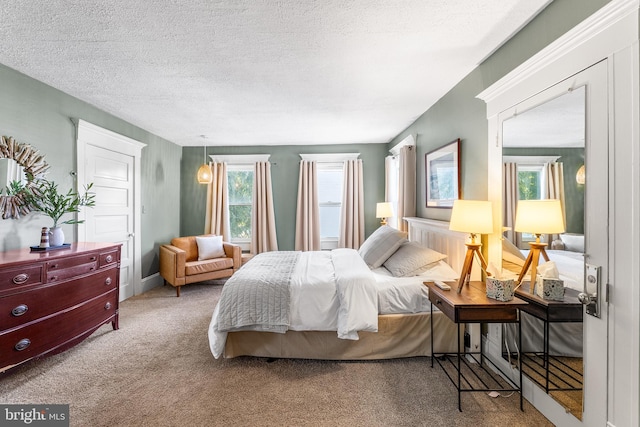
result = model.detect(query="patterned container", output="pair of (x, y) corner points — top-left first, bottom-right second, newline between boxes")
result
(535, 277), (565, 301)
(486, 277), (515, 301)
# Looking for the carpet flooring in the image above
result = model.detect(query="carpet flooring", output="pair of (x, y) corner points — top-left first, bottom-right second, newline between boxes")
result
(1, 282), (555, 427)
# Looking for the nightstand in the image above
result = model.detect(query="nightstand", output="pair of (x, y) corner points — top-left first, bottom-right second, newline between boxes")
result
(514, 286), (583, 394)
(426, 281), (528, 411)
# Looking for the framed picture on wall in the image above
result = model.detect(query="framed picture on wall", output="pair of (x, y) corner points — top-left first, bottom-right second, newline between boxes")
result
(425, 138), (461, 207)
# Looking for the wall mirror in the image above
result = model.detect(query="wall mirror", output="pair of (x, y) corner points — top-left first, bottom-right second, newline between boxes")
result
(0, 135), (49, 219)
(500, 87), (585, 419)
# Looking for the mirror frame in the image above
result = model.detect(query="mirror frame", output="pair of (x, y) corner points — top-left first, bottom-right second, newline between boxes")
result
(0, 135), (49, 219)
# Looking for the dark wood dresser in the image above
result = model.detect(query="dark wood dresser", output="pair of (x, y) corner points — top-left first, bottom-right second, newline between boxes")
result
(0, 242), (121, 373)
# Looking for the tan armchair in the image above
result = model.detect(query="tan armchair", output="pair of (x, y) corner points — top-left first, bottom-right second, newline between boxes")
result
(159, 234), (241, 297)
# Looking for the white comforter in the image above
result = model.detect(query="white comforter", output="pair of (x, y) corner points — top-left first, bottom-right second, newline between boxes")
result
(208, 249), (378, 358)
(208, 248), (460, 359)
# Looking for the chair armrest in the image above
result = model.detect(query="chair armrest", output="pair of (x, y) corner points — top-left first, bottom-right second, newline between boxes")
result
(159, 244), (186, 284)
(223, 242), (242, 270)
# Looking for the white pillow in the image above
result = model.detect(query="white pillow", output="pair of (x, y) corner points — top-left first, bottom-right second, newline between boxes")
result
(196, 235), (225, 260)
(559, 233), (584, 252)
(502, 238), (526, 266)
(383, 242), (447, 277)
(358, 226), (408, 268)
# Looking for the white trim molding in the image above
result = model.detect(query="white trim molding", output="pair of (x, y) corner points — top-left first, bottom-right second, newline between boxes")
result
(299, 153), (359, 162)
(210, 154), (270, 164)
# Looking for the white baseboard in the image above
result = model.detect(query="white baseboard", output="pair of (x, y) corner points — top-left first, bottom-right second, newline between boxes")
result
(138, 272), (163, 295)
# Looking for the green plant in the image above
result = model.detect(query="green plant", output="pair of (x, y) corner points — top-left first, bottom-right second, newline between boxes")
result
(25, 179), (96, 228)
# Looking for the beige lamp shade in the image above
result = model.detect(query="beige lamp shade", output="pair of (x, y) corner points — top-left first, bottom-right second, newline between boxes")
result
(576, 164), (585, 184)
(514, 199), (565, 234)
(448, 200), (494, 235)
(197, 163), (212, 184)
(376, 202), (393, 219)
(197, 146), (212, 184)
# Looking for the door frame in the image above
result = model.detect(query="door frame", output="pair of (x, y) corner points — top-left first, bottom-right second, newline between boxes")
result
(478, 1), (639, 426)
(76, 119), (146, 299)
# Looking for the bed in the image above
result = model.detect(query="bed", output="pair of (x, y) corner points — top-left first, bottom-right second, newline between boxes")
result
(501, 236), (584, 357)
(208, 218), (474, 360)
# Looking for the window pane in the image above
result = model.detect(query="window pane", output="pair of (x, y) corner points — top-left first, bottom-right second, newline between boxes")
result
(317, 170), (343, 203)
(320, 205), (340, 238)
(228, 170), (253, 204)
(227, 169), (253, 240)
(518, 171), (541, 200)
(229, 205), (252, 239)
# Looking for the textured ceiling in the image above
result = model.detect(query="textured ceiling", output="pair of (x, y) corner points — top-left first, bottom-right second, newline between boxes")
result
(0, 1), (551, 147)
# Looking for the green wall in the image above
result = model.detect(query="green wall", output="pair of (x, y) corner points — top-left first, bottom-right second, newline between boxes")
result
(0, 63), (182, 278)
(180, 144), (388, 251)
(0, 0), (612, 279)
(388, 0), (611, 219)
(503, 147), (585, 234)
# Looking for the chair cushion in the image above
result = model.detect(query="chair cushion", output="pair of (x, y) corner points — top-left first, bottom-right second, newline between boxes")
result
(196, 235), (225, 260)
(185, 258), (234, 276)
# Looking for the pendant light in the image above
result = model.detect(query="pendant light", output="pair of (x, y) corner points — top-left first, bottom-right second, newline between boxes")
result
(197, 146), (212, 184)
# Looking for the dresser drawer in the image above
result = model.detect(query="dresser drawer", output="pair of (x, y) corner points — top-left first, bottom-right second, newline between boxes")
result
(46, 253), (99, 273)
(99, 249), (120, 268)
(0, 267), (118, 331)
(0, 289), (118, 371)
(0, 265), (44, 292)
(47, 262), (98, 283)
(429, 292), (456, 321)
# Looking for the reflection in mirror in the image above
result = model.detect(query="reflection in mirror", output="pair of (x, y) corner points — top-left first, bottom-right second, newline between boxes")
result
(0, 136), (49, 219)
(501, 88), (585, 419)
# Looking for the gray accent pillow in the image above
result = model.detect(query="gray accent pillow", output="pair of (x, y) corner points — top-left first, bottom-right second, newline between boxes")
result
(358, 226), (408, 268)
(383, 242), (447, 277)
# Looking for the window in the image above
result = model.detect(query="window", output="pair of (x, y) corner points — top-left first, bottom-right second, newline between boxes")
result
(386, 155), (399, 229)
(211, 154), (270, 252)
(300, 153), (359, 250)
(317, 164), (343, 248)
(517, 164), (544, 242)
(227, 165), (253, 246)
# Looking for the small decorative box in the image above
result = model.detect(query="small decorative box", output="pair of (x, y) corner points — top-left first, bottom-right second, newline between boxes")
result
(486, 277), (515, 301)
(535, 277), (565, 301)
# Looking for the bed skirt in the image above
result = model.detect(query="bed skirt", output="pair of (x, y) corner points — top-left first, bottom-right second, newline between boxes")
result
(223, 311), (461, 360)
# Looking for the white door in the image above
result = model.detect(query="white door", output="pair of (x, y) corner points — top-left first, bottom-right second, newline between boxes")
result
(83, 145), (135, 300)
(494, 60), (609, 425)
(580, 60), (609, 427)
(76, 120), (145, 302)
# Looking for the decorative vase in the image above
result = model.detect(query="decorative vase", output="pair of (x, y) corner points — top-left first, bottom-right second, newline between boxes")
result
(49, 227), (65, 247)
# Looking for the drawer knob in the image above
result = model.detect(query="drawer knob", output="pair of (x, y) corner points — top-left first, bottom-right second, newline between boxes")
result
(50, 276), (58, 282)
(105, 277), (112, 286)
(12, 273), (29, 285)
(105, 255), (113, 263)
(105, 302), (112, 310)
(90, 256), (97, 261)
(51, 263), (59, 269)
(15, 338), (31, 351)
(435, 299), (442, 305)
(11, 304), (29, 317)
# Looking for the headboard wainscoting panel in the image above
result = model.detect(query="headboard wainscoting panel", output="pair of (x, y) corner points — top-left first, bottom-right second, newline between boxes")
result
(405, 217), (480, 282)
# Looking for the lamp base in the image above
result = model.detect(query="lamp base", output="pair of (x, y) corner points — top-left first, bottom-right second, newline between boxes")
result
(516, 241), (551, 292)
(456, 243), (488, 293)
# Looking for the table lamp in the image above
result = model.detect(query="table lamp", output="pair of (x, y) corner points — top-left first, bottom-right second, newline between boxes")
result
(514, 199), (565, 292)
(449, 200), (494, 293)
(376, 202), (393, 226)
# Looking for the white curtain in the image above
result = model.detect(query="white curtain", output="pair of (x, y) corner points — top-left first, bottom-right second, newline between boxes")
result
(397, 145), (416, 232)
(295, 160), (320, 251)
(503, 162), (519, 246)
(339, 159), (364, 249)
(543, 162), (566, 243)
(204, 162), (230, 241)
(251, 161), (278, 254)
